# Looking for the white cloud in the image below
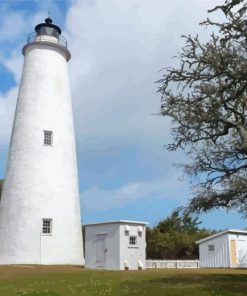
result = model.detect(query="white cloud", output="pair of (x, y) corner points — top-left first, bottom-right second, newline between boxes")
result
(63, 0), (224, 212)
(65, 0), (224, 148)
(2, 54), (23, 84)
(0, 87), (17, 145)
(0, 9), (26, 42)
(81, 170), (189, 212)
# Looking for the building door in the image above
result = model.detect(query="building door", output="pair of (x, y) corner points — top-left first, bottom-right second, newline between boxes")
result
(230, 239), (237, 266)
(238, 239), (247, 267)
(96, 235), (106, 266)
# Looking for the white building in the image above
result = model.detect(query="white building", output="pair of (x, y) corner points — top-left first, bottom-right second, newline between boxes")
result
(84, 220), (147, 270)
(197, 229), (247, 268)
(0, 18), (84, 265)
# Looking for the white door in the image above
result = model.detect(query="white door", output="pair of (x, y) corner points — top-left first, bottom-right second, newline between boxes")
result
(238, 239), (247, 267)
(96, 235), (106, 266)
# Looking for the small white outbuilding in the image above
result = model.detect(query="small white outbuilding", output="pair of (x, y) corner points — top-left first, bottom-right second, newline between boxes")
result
(84, 220), (147, 270)
(197, 229), (247, 268)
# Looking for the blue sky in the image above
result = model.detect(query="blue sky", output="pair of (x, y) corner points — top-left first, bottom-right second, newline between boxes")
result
(0, 0), (246, 230)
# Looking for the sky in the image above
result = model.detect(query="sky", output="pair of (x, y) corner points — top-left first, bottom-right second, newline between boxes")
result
(0, 0), (246, 230)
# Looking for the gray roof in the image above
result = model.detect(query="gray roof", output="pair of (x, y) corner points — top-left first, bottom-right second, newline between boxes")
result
(83, 220), (148, 227)
(196, 229), (247, 244)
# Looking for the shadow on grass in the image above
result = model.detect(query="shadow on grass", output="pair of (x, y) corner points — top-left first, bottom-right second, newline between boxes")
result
(120, 273), (247, 296)
(149, 273), (247, 284)
(17, 292), (61, 296)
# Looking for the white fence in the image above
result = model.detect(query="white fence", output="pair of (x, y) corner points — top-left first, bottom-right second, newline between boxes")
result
(145, 260), (200, 269)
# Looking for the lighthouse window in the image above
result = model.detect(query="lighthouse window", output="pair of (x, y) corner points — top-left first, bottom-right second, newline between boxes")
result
(42, 219), (52, 234)
(43, 130), (53, 146)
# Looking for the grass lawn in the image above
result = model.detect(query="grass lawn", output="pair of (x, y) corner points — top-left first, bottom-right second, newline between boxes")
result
(0, 266), (246, 296)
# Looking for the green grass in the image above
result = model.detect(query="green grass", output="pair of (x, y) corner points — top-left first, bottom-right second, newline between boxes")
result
(0, 266), (246, 296)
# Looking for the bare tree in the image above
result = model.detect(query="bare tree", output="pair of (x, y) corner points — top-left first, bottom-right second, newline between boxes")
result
(157, 0), (247, 216)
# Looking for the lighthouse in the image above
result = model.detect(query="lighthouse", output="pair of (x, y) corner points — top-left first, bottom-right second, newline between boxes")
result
(0, 18), (84, 265)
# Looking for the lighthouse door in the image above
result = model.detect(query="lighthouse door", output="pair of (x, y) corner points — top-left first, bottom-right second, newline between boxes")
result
(96, 234), (107, 267)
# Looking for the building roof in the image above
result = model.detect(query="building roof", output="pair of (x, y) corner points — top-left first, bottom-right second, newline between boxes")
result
(83, 220), (148, 227)
(196, 229), (247, 244)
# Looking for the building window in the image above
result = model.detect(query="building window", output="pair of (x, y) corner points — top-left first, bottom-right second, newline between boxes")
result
(208, 244), (214, 252)
(43, 130), (53, 146)
(42, 219), (52, 235)
(129, 236), (137, 245)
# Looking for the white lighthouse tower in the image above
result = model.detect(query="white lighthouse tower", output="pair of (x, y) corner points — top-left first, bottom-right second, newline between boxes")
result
(0, 18), (84, 265)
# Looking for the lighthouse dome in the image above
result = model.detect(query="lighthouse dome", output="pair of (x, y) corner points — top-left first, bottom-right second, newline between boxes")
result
(24, 17), (70, 60)
(35, 17), (62, 38)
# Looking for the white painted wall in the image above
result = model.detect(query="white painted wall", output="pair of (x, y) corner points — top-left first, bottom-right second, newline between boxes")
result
(119, 224), (146, 270)
(85, 223), (120, 270)
(0, 36), (84, 265)
(199, 234), (230, 268)
(199, 233), (247, 268)
(85, 221), (146, 270)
